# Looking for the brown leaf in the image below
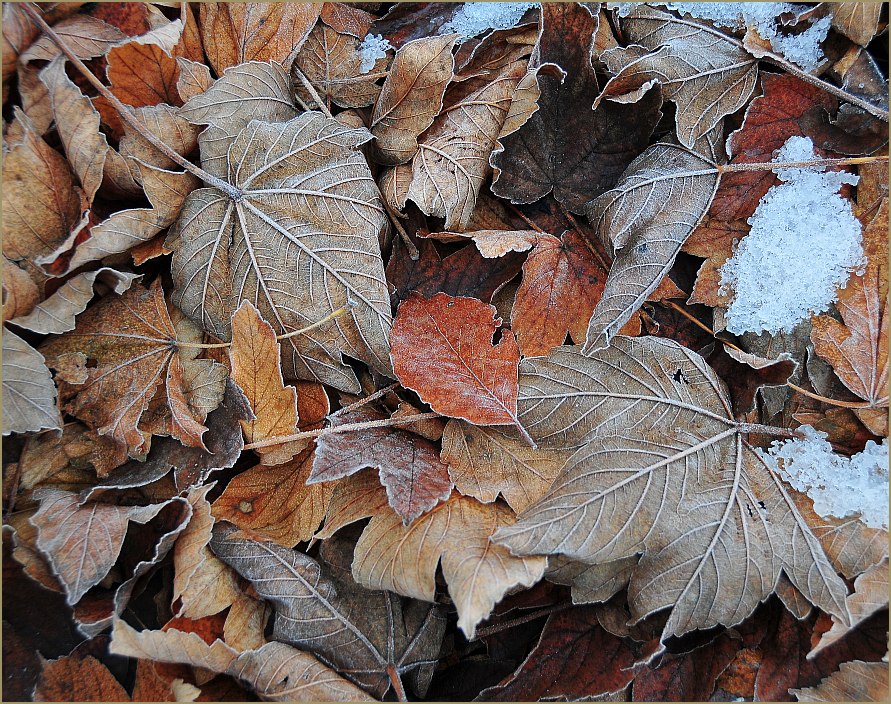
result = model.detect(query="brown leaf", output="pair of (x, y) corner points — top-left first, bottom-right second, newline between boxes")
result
(210, 523), (446, 698)
(494, 338), (849, 643)
(175, 57), (212, 103)
(309, 406), (451, 524)
(793, 660), (889, 702)
(684, 216), (747, 308)
(2, 256), (40, 322)
(491, 3), (662, 212)
(228, 301), (301, 465)
(371, 34), (456, 164)
(2, 328), (63, 436)
(223, 592), (269, 652)
(545, 555), (637, 605)
(107, 30), (183, 108)
(441, 419), (564, 512)
(110, 618), (238, 673)
(34, 653), (130, 702)
(314, 467), (391, 540)
(20, 15), (126, 63)
(831, 2), (883, 46)
(320, 2), (376, 37)
(479, 606), (638, 700)
(1, 2), (40, 82)
(16, 422), (119, 489)
(199, 3), (319, 74)
(173, 484), (241, 619)
(7, 508), (64, 593)
(292, 24), (389, 110)
(706, 344), (799, 415)
(391, 293), (527, 438)
(40, 281), (226, 460)
(352, 493), (546, 638)
(212, 448), (335, 548)
(30, 488), (167, 604)
(424, 228), (539, 258)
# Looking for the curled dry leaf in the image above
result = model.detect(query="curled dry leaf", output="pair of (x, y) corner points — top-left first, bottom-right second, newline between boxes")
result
(490, 3), (662, 212)
(371, 33), (457, 164)
(494, 337), (849, 643)
(209, 523), (446, 698)
(424, 229), (539, 258)
(309, 406), (452, 524)
(792, 660), (889, 702)
(175, 57), (212, 103)
(2, 328), (62, 436)
(40, 280), (226, 461)
(223, 592), (269, 651)
(1, 2), (39, 81)
(1, 256), (40, 322)
(390, 293), (529, 441)
(582, 143), (719, 352)
(352, 493), (547, 638)
(169, 111), (392, 394)
(314, 467), (391, 541)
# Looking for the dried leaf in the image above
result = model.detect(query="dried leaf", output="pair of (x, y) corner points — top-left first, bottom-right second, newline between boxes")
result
(17, 422), (119, 489)
(582, 143), (719, 351)
(545, 555), (637, 605)
(390, 293), (526, 436)
(119, 104), (200, 169)
(40, 281), (226, 460)
(793, 660), (889, 702)
(223, 592), (269, 651)
(491, 3), (662, 211)
(2, 328), (62, 436)
(425, 229), (539, 258)
(632, 634), (740, 701)
(494, 338), (849, 642)
(110, 618), (239, 674)
(175, 57), (212, 102)
(831, 2), (883, 47)
(20, 15), (126, 64)
(199, 3), (319, 74)
(210, 523), (446, 697)
(371, 34), (456, 164)
(34, 653), (130, 702)
(320, 2), (376, 37)
(107, 28), (183, 108)
(212, 448), (334, 547)
(1, 2), (39, 82)
(2, 256), (40, 322)
(309, 406), (451, 524)
(314, 467), (391, 540)
(352, 494), (546, 638)
(169, 111), (392, 394)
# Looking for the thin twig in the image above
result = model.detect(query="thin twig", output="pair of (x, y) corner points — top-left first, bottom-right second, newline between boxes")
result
(333, 382), (401, 417)
(383, 200), (420, 260)
(292, 65), (334, 119)
(471, 603), (573, 641)
(717, 155), (888, 173)
(737, 423), (806, 439)
(21, 3), (242, 200)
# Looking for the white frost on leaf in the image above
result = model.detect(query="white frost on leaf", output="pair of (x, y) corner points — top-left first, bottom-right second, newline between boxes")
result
(358, 34), (393, 74)
(719, 136), (863, 335)
(441, 2), (537, 40)
(759, 425), (889, 529)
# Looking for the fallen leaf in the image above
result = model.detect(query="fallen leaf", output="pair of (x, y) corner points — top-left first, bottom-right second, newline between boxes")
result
(168, 111), (392, 394)
(16, 422), (119, 489)
(19, 15), (126, 64)
(309, 406), (452, 524)
(424, 228), (539, 258)
(831, 2), (883, 47)
(228, 301), (301, 465)
(314, 467), (391, 540)
(212, 448), (335, 547)
(494, 338), (849, 643)
(582, 143), (719, 351)
(199, 3), (319, 74)
(683, 216), (747, 308)
(490, 3), (662, 211)
(1, 2), (40, 82)
(545, 555), (638, 605)
(792, 660), (889, 702)
(352, 493), (546, 638)
(210, 523), (446, 697)
(223, 592), (269, 652)
(119, 104), (200, 169)
(320, 2), (376, 37)
(6, 509), (64, 594)
(40, 280), (226, 460)
(2, 328), (63, 436)
(706, 344), (799, 415)
(106, 25), (183, 108)
(390, 293), (528, 440)
(175, 57), (213, 102)
(34, 653), (130, 702)
(1, 257), (40, 322)
(371, 34), (456, 164)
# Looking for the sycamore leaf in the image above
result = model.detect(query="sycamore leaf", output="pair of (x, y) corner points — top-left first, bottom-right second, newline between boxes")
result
(490, 3), (662, 212)
(212, 447), (335, 547)
(34, 654), (130, 703)
(352, 493), (546, 638)
(209, 523), (446, 698)
(390, 293), (527, 438)
(228, 301), (301, 464)
(293, 23), (389, 109)
(792, 660), (889, 702)
(494, 337), (849, 643)
(199, 3), (319, 74)
(371, 34), (457, 164)
(168, 111), (392, 394)
(598, 5), (758, 150)
(309, 406), (452, 524)
(40, 280), (226, 460)
(582, 143), (718, 352)
(2, 328), (63, 436)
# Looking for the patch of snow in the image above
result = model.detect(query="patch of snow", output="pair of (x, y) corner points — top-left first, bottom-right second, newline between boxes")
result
(719, 136), (863, 335)
(759, 425), (889, 529)
(613, 2), (830, 71)
(441, 2), (537, 40)
(358, 34), (393, 74)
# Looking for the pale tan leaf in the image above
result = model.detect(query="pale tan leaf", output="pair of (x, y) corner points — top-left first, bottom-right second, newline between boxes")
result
(2, 2), (39, 81)
(2, 256), (40, 322)
(831, 2), (883, 46)
(228, 301), (301, 464)
(16, 63), (53, 137)
(293, 24), (389, 110)
(9, 268), (140, 335)
(20, 15), (126, 63)
(582, 143), (718, 352)
(110, 618), (238, 673)
(424, 229), (539, 258)
(792, 660), (889, 702)
(173, 484), (241, 619)
(175, 57), (213, 102)
(379, 163), (412, 212)
(6, 510), (63, 593)
(223, 592), (269, 652)
(353, 494), (546, 638)
(494, 338), (849, 642)
(119, 104), (201, 169)
(168, 112), (392, 393)
(545, 555), (638, 605)
(314, 468), (390, 540)
(371, 34), (456, 164)
(441, 419), (564, 512)
(2, 328), (62, 436)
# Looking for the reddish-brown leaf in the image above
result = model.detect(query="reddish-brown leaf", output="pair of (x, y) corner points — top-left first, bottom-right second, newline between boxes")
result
(34, 654), (130, 702)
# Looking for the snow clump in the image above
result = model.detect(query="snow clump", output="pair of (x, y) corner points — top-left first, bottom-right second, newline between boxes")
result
(759, 425), (889, 529)
(442, 2), (537, 40)
(358, 34), (393, 74)
(719, 136), (863, 336)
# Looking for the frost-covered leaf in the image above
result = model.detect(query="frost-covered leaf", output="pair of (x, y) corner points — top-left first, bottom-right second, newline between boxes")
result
(2, 328), (63, 436)
(34, 653), (130, 703)
(792, 660), (889, 702)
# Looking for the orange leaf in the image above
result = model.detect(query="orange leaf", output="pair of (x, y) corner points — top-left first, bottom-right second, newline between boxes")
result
(35, 654), (130, 702)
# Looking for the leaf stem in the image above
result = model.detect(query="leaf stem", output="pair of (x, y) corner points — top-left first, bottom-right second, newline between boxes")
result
(737, 423), (806, 439)
(243, 412), (442, 450)
(292, 65), (334, 119)
(717, 155), (888, 173)
(386, 664), (407, 702)
(21, 3), (243, 200)
(470, 602), (573, 641)
(333, 382), (401, 417)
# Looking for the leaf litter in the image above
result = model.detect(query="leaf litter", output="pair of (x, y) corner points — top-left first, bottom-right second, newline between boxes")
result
(2, 2), (888, 702)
